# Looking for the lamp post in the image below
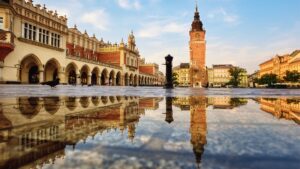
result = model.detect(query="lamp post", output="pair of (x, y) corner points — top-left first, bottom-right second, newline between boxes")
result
(164, 54), (174, 89)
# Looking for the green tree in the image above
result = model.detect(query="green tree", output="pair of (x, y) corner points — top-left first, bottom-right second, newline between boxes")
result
(227, 67), (246, 87)
(259, 73), (278, 87)
(283, 70), (300, 83)
(172, 72), (179, 86)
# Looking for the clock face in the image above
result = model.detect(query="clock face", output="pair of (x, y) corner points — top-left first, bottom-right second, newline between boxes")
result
(195, 33), (200, 38)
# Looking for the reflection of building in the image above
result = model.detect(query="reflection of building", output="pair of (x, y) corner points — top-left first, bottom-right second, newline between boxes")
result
(174, 96), (248, 110)
(259, 50), (300, 80)
(173, 63), (190, 87)
(189, 96), (207, 166)
(189, 4), (207, 88)
(0, 96), (162, 169)
(0, 0), (160, 85)
(259, 98), (300, 124)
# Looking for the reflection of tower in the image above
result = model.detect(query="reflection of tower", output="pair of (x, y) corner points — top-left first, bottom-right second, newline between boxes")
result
(189, 96), (207, 167)
(165, 97), (174, 123)
(189, 2), (207, 88)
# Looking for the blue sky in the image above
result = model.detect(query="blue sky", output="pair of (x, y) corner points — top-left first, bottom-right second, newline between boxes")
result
(35, 0), (300, 73)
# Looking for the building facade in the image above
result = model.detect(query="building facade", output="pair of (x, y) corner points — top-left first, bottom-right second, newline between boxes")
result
(189, 5), (207, 88)
(0, 0), (162, 85)
(207, 64), (248, 87)
(259, 50), (300, 80)
(173, 63), (190, 87)
(208, 64), (233, 87)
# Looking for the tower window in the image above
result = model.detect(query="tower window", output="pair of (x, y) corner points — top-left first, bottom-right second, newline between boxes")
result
(0, 17), (3, 30)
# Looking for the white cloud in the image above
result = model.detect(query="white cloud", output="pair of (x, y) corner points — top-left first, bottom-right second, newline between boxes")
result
(117, 0), (141, 10)
(208, 8), (239, 24)
(80, 10), (109, 30)
(137, 21), (188, 38)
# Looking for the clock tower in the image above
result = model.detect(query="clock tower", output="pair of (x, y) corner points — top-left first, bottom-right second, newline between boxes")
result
(189, 3), (207, 88)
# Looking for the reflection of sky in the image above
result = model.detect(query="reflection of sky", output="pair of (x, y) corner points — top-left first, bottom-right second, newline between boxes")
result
(43, 98), (300, 169)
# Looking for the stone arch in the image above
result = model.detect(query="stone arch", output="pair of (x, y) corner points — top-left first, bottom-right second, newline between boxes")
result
(134, 75), (138, 86)
(44, 58), (61, 82)
(116, 72), (122, 86)
(65, 62), (78, 85)
(18, 97), (42, 119)
(109, 70), (116, 86)
(124, 73), (129, 86)
(80, 97), (90, 108)
(19, 54), (43, 84)
(109, 96), (115, 103)
(129, 74), (134, 86)
(43, 97), (60, 114)
(80, 65), (90, 85)
(66, 97), (77, 111)
(92, 96), (100, 106)
(101, 69), (109, 85)
(101, 96), (108, 105)
(91, 67), (100, 85)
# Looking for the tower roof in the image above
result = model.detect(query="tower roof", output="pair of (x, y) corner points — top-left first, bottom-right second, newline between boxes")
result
(191, 2), (204, 32)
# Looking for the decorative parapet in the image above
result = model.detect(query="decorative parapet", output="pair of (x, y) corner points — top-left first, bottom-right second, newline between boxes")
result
(66, 55), (122, 70)
(13, 0), (68, 34)
(99, 46), (120, 53)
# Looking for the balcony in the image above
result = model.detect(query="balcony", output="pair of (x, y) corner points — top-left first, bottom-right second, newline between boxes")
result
(0, 30), (15, 61)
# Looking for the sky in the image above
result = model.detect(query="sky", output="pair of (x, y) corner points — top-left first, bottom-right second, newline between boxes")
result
(34, 0), (300, 74)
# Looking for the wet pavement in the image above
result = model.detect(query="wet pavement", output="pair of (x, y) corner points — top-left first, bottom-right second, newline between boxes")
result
(0, 85), (299, 169)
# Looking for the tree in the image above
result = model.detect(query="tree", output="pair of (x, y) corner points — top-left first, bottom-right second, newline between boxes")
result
(259, 73), (278, 87)
(172, 72), (179, 86)
(284, 70), (300, 83)
(227, 67), (246, 87)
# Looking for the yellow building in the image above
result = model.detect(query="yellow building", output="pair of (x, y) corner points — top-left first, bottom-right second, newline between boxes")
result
(207, 64), (233, 87)
(259, 50), (300, 80)
(0, 0), (160, 85)
(173, 63), (190, 87)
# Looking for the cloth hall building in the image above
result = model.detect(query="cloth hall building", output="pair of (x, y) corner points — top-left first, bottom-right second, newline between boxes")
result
(0, 0), (164, 85)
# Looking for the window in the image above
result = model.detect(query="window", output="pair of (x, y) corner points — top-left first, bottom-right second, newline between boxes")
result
(51, 33), (60, 48)
(24, 23), (36, 41)
(0, 17), (3, 29)
(38, 28), (49, 44)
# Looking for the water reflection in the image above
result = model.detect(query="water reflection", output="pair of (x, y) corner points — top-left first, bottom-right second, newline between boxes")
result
(0, 96), (299, 169)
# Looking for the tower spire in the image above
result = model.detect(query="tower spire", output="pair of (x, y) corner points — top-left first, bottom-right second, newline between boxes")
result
(191, 0), (204, 32)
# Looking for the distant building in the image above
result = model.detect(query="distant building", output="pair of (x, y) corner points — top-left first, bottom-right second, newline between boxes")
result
(173, 63), (190, 87)
(259, 50), (300, 80)
(207, 64), (248, 88)
(208, 64), (233, 87)
(248, 71), (259, 88)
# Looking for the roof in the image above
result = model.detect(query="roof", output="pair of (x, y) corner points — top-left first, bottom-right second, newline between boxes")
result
(180, 63), (190, 69)
(212, 64), (233, 69)
(290, 50), (300, 57)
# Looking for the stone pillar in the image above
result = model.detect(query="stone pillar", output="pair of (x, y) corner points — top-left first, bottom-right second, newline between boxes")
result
(76, 74), (81, 85)
(39, 69), (44, 83)
(98, 74), (102, 85)
(165, 54), (174, 89)
(113, 75), (117, 86)
(87, 74), (92, 85)
(58, 68), (65, 84)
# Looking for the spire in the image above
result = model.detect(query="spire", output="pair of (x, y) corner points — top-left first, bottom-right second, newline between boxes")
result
(191, 0), (204, 32)
(195, 0), (198, 12)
